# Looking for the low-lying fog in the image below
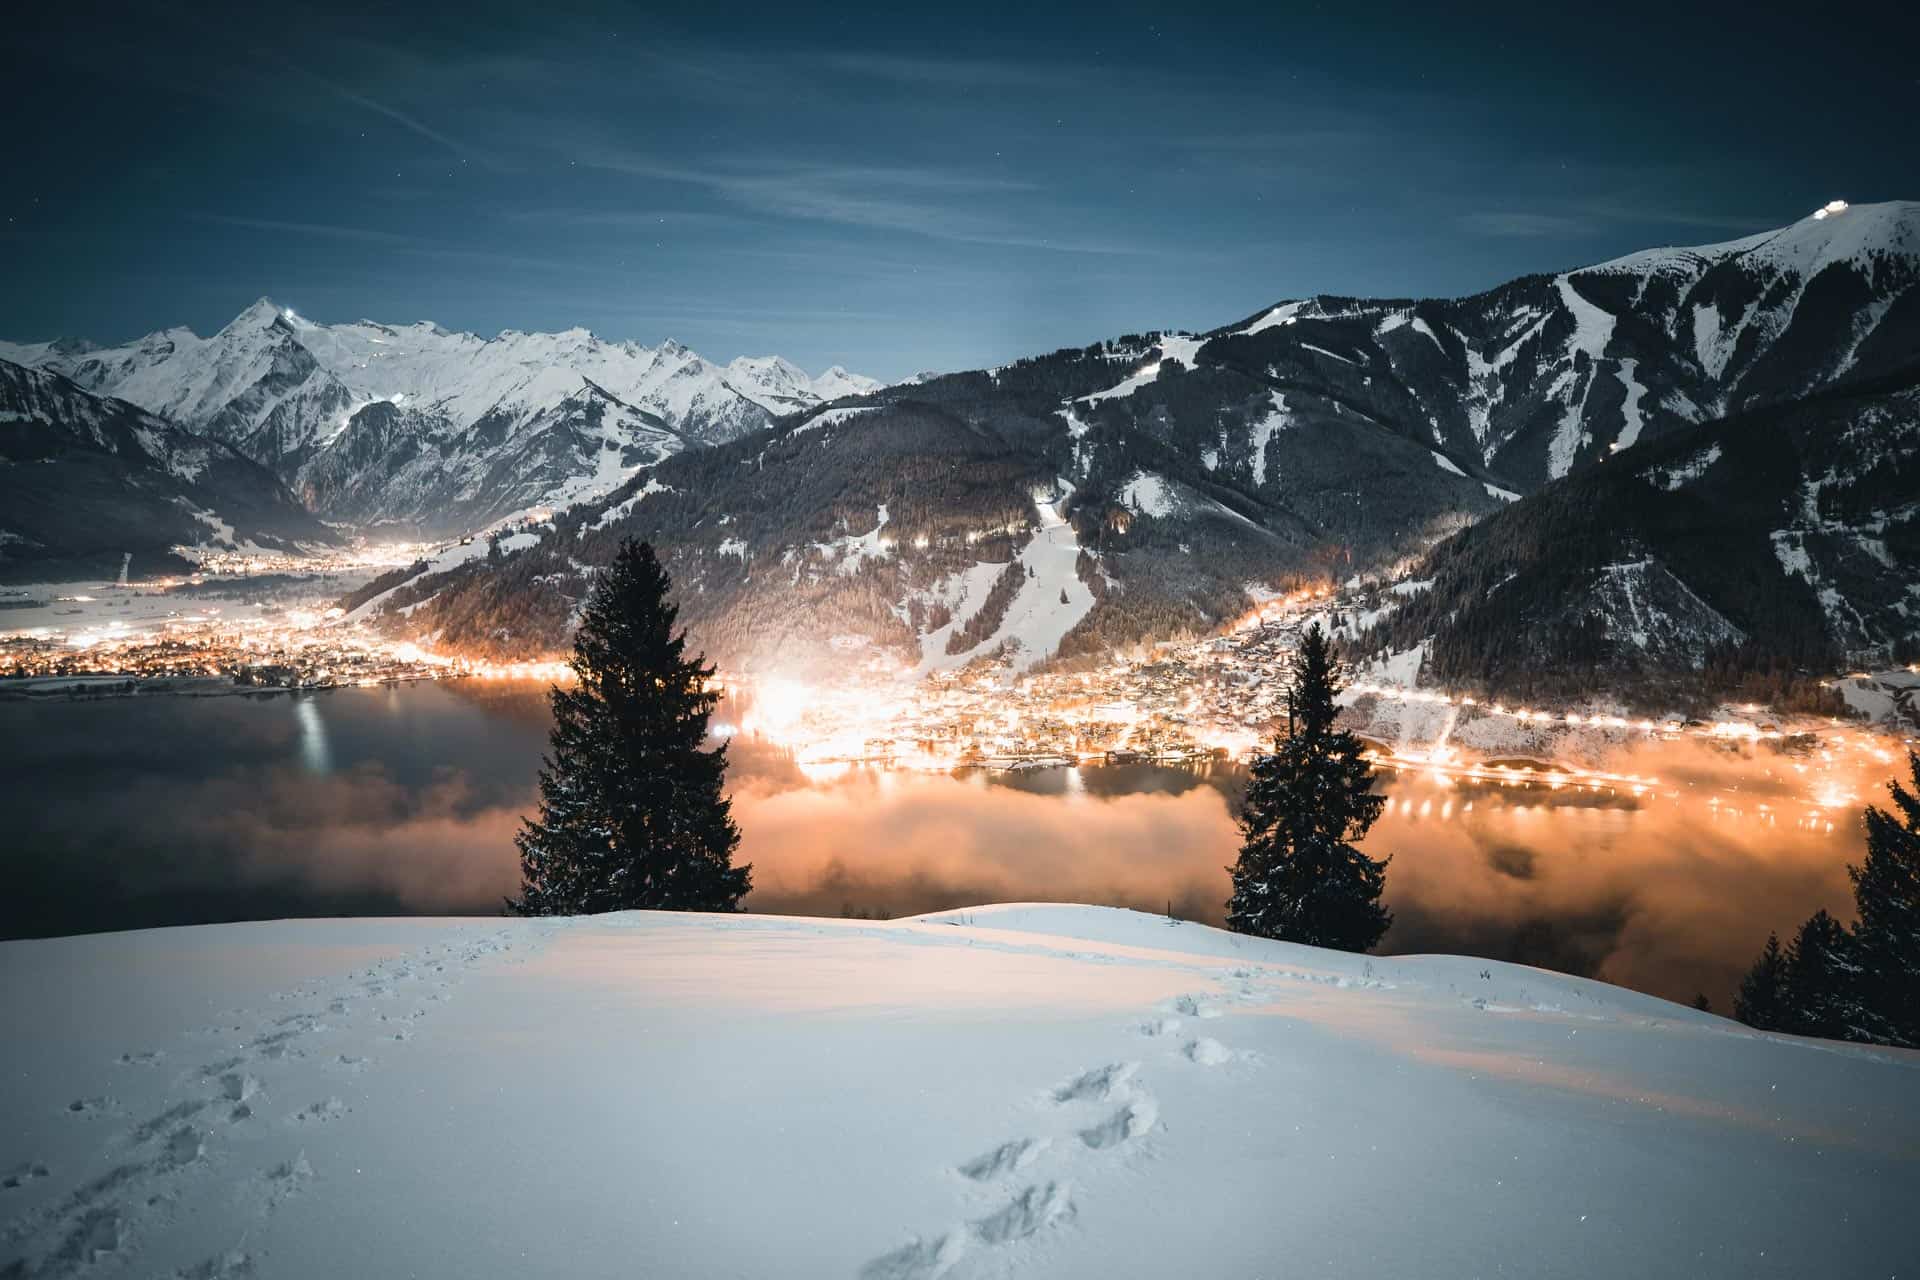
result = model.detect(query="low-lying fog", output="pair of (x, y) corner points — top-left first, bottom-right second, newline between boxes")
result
(3, 680), (1900, 1009)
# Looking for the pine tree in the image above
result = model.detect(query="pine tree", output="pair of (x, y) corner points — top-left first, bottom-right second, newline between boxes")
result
(1848, 751), (1920, 1046)
(1735, 752), (1920, 1047)
(1781, 910), (1858, 1040)
(1226, 623), (1391, 951)
(1733, 932), (1788, 1030)
(507, 539), (750, 916)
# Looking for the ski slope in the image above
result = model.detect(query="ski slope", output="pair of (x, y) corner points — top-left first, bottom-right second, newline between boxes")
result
(1, 905), (1913, 1279)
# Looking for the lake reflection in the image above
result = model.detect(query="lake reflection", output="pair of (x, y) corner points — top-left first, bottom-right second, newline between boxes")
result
(0, 680), (1894, 1009)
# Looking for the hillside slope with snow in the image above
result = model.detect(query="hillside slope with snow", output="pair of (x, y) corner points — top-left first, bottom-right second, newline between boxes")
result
(1, 905), (1912, 1279)
(375, 202), (1919, 671)
(1204, 199), (1920, 488)
(1370, 368), (1920, 687)
(0, 359), (337, 581)
(0, 305), (882, 534)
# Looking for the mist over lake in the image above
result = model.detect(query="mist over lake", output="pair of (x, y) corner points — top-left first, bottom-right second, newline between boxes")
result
(3, 679), (1889, 1009)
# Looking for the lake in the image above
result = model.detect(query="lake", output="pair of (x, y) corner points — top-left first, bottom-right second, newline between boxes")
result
(0, 679), (1893, 1009)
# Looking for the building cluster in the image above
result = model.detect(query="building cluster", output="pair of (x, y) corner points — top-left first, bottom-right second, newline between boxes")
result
(723, 601), (1320, 769)
(0, 618), (458, 692)
(0, 604), (571, 694)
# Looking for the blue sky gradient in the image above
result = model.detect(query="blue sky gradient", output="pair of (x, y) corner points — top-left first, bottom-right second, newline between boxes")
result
(4, 0), (1914, 379)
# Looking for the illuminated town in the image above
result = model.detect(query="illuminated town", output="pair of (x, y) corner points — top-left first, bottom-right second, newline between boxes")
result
(0, 539), (572, 694)
(4, 546), (1912, 834)
(708, 586), (1910, 821)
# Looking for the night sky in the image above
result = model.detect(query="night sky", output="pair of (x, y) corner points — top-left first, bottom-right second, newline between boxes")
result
(4, 1), (1914, 379)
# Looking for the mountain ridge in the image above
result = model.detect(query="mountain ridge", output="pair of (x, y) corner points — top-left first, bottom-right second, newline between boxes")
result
(0, 303), (884, 533)
(1354, 361), (1920, 699)
(0, 358), (338, 581)
(364, 201), (1920, 675)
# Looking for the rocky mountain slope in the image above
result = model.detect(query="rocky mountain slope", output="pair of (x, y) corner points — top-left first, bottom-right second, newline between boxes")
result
(0, 360), (337, 581)
(1358, 365), (1920, 698)
(1200, 198), (1919, 489)
(0, 303), (880, 533)
(369, 202), (1920, 675)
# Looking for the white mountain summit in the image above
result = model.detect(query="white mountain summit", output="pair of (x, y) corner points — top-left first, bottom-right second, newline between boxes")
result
(0, 302), (883, 533)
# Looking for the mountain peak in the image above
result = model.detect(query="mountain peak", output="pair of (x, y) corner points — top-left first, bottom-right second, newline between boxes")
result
(220, 296), (289, 335)
(1585, 199), (1920, 279)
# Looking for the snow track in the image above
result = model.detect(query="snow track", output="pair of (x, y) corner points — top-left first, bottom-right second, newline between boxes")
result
(1, 924), (554, 1279)
(3, 906), (1914, 1278)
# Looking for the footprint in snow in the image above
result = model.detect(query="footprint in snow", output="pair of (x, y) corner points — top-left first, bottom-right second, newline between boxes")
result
(860, 1182), (1075, 1280)
(956, 1137), (1049, 1183)
(288, 1098), (348, 1126)
(131, 1099), (211, 1145)
(1047, 1062), (1137, 1106)
(1079, 1097), (1158, 1150)
(219, 1072), (262, 1104)
(52, 1205), (128, 1270)
(3, 1161), (52, 1190)
(1184, 1037), (1233, 1067)
(160, 1125), (207, 1169)
(255, 1151), (314, 1216)
(1168, 994), (1223, 1020)
(168, 1248), (255, 1279)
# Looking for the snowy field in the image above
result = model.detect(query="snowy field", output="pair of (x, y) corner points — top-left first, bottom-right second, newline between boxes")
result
(2, 905), (1914, 1278)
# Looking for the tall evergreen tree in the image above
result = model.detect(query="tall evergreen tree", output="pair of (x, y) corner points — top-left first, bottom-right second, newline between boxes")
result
(1848, 751), (1920, 1046)
(1733, 932), (1788, 1030)
(1734, 752), (1920, 1047)
(508, 539), (749, 916)
(1227, 623), (1391, 951)
(1780, 910), (1859, 1040)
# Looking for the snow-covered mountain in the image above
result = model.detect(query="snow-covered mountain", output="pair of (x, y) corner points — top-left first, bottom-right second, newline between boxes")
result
(378, 202), (1919, 675)
(1203, 199), (1920, 487)
(1365, 366), (1920, 690)
(0, 304), (882, 533)
(725, 354), (883, 411)
(0, 359), (337, 580)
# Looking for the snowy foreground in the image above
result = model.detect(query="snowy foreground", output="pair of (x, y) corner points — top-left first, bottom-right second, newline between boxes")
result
(3, 907), (1915, 1279)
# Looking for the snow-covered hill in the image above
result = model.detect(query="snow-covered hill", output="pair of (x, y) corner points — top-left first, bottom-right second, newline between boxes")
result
(1, 905), (1911, 1278)
(0, 304), (882, 534)
(0, 359), (337, 580)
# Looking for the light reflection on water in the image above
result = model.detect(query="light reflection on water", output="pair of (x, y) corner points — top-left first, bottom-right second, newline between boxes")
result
(294, 696), (332, 775)
(0, 680), (1901, 1010)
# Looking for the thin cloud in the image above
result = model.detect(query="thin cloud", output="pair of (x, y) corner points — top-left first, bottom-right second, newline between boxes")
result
(582, 154), (1147, 255)
(1461, 202), (1773, 240)
(500, 207), (757, 232)
(190, 213), (419, 244)
(814, 51), (1088, 90)
(282, 60), (496, 168)
(1458, 211), (1599, 238)
(1578, 201), (1773, 233)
